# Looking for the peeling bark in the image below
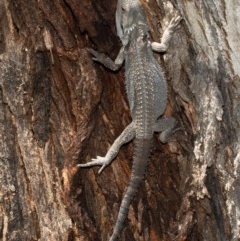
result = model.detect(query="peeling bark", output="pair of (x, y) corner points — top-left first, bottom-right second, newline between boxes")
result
(0, 0), (240, 241)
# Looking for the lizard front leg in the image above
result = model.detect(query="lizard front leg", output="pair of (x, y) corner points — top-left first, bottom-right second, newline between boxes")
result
(88, 46), (125, 71)
(78, 122), (135, 174)
(151, 15), (182, 53)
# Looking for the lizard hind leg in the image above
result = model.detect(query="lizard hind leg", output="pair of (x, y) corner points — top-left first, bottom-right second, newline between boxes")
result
(154, 116), (177, 143)
(77, 122), (135, 174)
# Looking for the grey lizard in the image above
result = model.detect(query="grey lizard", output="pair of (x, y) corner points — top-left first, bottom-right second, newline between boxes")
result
(78, 1), (182, 240)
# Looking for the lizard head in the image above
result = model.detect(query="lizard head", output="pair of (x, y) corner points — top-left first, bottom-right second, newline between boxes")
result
(122, 6), (149, 48)
(116, 0), (147, 40)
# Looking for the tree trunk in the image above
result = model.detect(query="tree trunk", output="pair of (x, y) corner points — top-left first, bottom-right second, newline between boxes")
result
(0, 0), (239, 241)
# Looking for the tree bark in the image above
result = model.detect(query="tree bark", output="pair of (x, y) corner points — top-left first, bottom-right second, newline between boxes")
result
(0, 0), (239, 241)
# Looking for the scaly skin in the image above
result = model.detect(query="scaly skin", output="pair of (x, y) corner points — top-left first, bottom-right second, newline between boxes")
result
(115, 0), (141, 39)
(78, 1), (182, 240)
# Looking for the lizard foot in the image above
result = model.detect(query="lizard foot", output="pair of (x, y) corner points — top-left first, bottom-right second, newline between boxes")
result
(87, 48), (107, 62)
(168, 15), (182, 31)
(159, 126), (183, 143)
(77, 156), (111, 174)
(87, 48), (121, 71)
(159, 129), (173, 143)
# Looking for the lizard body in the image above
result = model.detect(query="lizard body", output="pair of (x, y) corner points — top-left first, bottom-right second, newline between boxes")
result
(78, 1), (181, 240)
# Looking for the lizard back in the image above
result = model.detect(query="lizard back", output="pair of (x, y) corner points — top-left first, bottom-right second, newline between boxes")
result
(124, 9), (168, 139)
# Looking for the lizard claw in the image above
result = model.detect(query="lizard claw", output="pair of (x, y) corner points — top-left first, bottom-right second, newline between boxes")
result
(87, 48), (98, 56)
(87, 48), (105, 62)
(169, 16), (182, 31)
(87, 48), (98, 61)
(77, 156), (110, 174)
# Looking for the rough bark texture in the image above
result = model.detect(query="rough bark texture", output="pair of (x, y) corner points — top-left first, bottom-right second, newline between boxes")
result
(0, 0), (239, 241)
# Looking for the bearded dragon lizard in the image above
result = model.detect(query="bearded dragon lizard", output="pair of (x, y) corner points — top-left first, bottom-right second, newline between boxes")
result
(78, 1), (182, 240)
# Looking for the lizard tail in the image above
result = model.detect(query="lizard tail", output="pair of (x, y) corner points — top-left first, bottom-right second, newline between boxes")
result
(109, 138), (151, 241)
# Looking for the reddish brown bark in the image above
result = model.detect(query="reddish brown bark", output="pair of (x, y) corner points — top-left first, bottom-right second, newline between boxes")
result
(0, 1), (239, 241)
